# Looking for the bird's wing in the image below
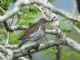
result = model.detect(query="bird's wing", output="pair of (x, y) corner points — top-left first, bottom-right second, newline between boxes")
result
(28, 26), (41, 38)
(18, 23), (39, 40)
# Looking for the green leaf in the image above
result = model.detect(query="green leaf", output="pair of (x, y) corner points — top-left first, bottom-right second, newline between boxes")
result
(60, 18), (73, 33)
(0, 29), (7, 41)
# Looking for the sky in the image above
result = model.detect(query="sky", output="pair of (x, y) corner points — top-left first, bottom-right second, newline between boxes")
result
(53, 0), (74, 12)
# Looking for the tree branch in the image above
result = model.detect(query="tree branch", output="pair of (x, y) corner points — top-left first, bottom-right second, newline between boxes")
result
(13, 40), (66, 59)
(34, 2), (80, 22)
(46, 29), (80, 53)
(0, 0), (80, 23)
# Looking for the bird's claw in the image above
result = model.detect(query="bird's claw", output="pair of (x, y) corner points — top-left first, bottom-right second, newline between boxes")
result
(32, 42), (40, 51)
(27, 49), (32, 59)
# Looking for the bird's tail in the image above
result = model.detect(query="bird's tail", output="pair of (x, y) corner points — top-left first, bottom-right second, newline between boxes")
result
(18, 37), (25, 41)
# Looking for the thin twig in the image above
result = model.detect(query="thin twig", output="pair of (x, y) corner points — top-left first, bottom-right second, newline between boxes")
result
(5, 32), (10, 47)
(74, 25), (80, 34)
(0, 6), (6, 14)
(56, 45), (60, 60)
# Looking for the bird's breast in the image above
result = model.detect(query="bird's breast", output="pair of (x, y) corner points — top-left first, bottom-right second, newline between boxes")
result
(28, 28), (44, 41)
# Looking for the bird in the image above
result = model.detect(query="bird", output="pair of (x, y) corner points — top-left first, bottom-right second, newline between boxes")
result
(17, 18), (48, 48)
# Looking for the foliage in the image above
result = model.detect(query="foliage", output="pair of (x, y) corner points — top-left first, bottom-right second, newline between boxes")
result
(0, 0), (16, 15)
(60, 18), (73, 33)
(75, 22), (80, 28)
(61, 51), (80, 60)
(9, 32), (20, 44)
(0, 29), (7, 41)
(42, 47), (80, 60)
(17, 5), (41, 26)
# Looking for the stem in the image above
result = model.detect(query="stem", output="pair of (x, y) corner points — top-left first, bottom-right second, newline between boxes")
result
(56, 45), (60, 60)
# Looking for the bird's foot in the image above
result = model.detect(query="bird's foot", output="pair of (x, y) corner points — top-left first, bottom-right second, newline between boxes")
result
(27, 49), (32, 59)
(32, 42), (40, 51)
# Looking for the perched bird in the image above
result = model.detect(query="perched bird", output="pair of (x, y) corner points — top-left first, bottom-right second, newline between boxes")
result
(17, 18), (48, 48)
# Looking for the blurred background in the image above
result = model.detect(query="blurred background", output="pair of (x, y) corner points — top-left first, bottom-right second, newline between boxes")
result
(0, 0), (80, 60)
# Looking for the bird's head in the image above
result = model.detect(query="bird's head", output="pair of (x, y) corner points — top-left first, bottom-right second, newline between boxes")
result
(39, 18), (49, 23)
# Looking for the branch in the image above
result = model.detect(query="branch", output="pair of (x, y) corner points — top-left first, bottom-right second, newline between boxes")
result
(13, 40), (65, 59)
(2, 21), (13, 32)
(11, 25), (28, 30)
(0, 0), (80, 33)
(0, 52), (7, 60)
(5, 32), (10, 47)
(46, 29), (80, 53)
(0, 6), (12, 32)
(0, 6), (6, 14)
(0, 29), (80, 59)
(18, 57), (30, 60)
(0, 36), (80, 60)
(34, 2), (80, 22)
(13, 31), (80, 58)
(0, 5), (12, 47)
(0, 0), (80, 23)
(74, 25), (80, 34)
(0, 0), (33, 22)
(0, 47), (13, 60)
